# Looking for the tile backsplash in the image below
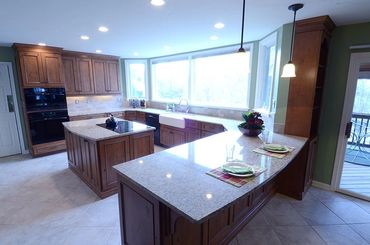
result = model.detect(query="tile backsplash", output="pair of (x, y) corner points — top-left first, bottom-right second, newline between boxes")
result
(66, 95), (128, 115)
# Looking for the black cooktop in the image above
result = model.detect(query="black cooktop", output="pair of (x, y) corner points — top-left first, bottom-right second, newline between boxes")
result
(97, 120), (134, 134)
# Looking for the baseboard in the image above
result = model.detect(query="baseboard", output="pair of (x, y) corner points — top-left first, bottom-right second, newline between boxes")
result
(312, 180), (333, 191)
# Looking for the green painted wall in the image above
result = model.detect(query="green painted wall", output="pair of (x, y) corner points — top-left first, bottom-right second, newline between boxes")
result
(0, 46), (28, 150)
(314, 22), (370, 184)
(274, 23), (293, 127)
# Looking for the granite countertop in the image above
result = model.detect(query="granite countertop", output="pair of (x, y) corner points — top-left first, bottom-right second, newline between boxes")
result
(63, 118), (155, 141)
(68, 107), (242, 132)
(113, 131), (307, 223)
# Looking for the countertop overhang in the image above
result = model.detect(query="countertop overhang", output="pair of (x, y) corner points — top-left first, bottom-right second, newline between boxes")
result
(113, 131), (307, 223)
(63, 118), (155, 141)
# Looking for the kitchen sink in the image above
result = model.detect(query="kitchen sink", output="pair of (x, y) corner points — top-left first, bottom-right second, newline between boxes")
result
(159, 113), (185, 128)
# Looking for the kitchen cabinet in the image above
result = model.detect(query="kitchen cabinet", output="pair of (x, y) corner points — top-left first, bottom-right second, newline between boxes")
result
(75, 57), (95, 94)
(160, 125), (186, 147)
(62, 51), (121, 95)
(283, 16), (335, 198)
(136, 111), (146, 123)
(186, 128), (201, 142)
(92, 59), (121, 94)
(124, 111), (137, 121)
(14, 44), (64, 88)
(65, 128), (154, 198)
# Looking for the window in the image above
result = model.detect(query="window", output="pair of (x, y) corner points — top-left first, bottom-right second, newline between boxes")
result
(125, 60), (148, 98)
(255, 33), (277, 113)
(191, 52), (250, 108)
(151, 59), (189, 102)
(150, 45), (252, 108)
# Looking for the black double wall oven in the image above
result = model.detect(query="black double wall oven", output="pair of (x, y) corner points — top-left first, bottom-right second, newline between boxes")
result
(24, 88), (69, 145)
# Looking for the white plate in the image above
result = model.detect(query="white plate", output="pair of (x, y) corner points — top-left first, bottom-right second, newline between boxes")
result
(225, 171), (255, 178)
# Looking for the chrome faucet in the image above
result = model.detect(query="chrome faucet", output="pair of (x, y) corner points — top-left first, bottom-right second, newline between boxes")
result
(178, 98), (190, 113)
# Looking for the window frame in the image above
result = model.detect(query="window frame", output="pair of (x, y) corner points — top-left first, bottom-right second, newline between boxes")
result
(254, 33), (278, 114)
(149, 44), (253, 110)
(124, 59), (149, 99)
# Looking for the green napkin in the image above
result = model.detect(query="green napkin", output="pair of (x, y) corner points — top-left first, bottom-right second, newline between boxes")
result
(222, 164), (254, 174)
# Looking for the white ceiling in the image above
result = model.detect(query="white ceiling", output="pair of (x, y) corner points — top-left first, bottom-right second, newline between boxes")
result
(1, 0), (370, 58)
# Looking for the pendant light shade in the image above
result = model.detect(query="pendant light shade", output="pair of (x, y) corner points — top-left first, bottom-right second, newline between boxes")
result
(238, 0), (246, 53)
(281, 3), (304, 78)
(281, 61), (296, 77)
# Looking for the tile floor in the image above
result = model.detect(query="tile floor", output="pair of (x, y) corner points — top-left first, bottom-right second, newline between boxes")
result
(0, 152), (370, 245)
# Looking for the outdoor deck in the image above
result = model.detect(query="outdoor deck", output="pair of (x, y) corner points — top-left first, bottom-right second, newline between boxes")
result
(340, 161), (370, 197)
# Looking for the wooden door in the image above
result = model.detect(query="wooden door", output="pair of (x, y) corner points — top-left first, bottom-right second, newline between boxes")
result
(18, 51), (44, 87)
(42, 52), (63, 86)
(105, 60), (121, 94)
(62, 56), (78, 95)
(99, 137), (131, 191)
(130, 131), (154, 159)
(92, 59), (107, 94)
(75, 58), (94, 94)
(160, 125), (172, 147)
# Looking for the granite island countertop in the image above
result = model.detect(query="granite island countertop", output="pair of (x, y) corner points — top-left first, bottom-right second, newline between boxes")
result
(113, 131), (307, 223)
(63, 118), (155, 141)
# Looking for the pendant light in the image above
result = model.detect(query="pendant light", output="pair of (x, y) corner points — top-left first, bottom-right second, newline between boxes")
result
(281, 3), (304, 78)
(238, 0), (246, 52)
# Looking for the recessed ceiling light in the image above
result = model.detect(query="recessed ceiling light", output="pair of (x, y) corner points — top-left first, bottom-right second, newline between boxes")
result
(214, 22), (225, 29)
(151, 0), (165, 6)
(96, 49), (102, 53)
(80, 35), (89, 40)
(38, 43), (46, 46)
(163, 45), (171, 51)
(98, 26), (109, 32)
(133, 52), (139, 56)
(210, 35), (219, 41)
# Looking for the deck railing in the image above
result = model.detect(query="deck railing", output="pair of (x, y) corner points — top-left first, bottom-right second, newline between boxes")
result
(349, 113), (370, 147)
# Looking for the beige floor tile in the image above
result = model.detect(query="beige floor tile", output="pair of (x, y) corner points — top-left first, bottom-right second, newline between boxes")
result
(273, 226), (326, 245)
(313, 224), (368, 245)
(237, 227), (282, 245)
(350, 224), (370, 243)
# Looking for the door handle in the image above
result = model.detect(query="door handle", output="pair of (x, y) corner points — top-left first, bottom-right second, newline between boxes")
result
(6, 95), (14, 112)
(345, 122), (352, 138)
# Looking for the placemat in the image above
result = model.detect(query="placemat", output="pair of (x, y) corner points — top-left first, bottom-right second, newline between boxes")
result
(253, 146), (294, 159)
(207, 166), (266, 187)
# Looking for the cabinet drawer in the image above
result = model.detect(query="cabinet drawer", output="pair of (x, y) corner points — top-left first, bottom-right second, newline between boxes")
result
(185, 119), (201, 129)
(124, 111), (137, 121)
(202, 122), (224, 133)
(136, 112), (146, 123)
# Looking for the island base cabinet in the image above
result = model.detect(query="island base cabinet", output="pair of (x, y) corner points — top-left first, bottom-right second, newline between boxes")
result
(65, 129), (154, 198)
(117, 174), (277, 245)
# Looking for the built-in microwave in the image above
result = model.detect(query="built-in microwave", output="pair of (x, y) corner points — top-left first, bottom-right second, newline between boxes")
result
(24, 87), (67, 111)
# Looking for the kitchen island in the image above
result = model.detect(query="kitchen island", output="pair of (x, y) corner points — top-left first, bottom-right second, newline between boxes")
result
(63, 118), (155, 198)
(113, 131), (307, 245)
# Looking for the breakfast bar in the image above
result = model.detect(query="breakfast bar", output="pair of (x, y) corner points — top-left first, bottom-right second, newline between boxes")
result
(113, 131), (307, 245)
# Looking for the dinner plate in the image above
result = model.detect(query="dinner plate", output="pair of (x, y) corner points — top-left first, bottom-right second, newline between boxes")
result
(263, 144), (289, 154)
(222, 162), (255, 177)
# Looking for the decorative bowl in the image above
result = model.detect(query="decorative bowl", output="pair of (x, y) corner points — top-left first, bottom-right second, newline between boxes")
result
(238, 126), (262, 137)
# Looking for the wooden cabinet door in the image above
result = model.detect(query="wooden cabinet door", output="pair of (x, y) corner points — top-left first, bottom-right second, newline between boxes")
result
(135, 112), (146, 124)
(18, 51), (44, 87)
(92, 59), (107, 94)
(75, 58), (94, 94)
(105, 60), (121, 94)
(62, 56), (78, 95)
(130, 131), (154, 159)
(124, 111), (137, 121)
(41, 52), (63, 86)
(186, 128), (201, 143)
(173, 129), (186, 146)
(160, 125), (185, 147)
(99, 137), (131, 191)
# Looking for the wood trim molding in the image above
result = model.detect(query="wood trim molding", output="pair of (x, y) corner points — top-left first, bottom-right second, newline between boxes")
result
(296, 15), (336, 35)
(312, 180), (334, 191)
